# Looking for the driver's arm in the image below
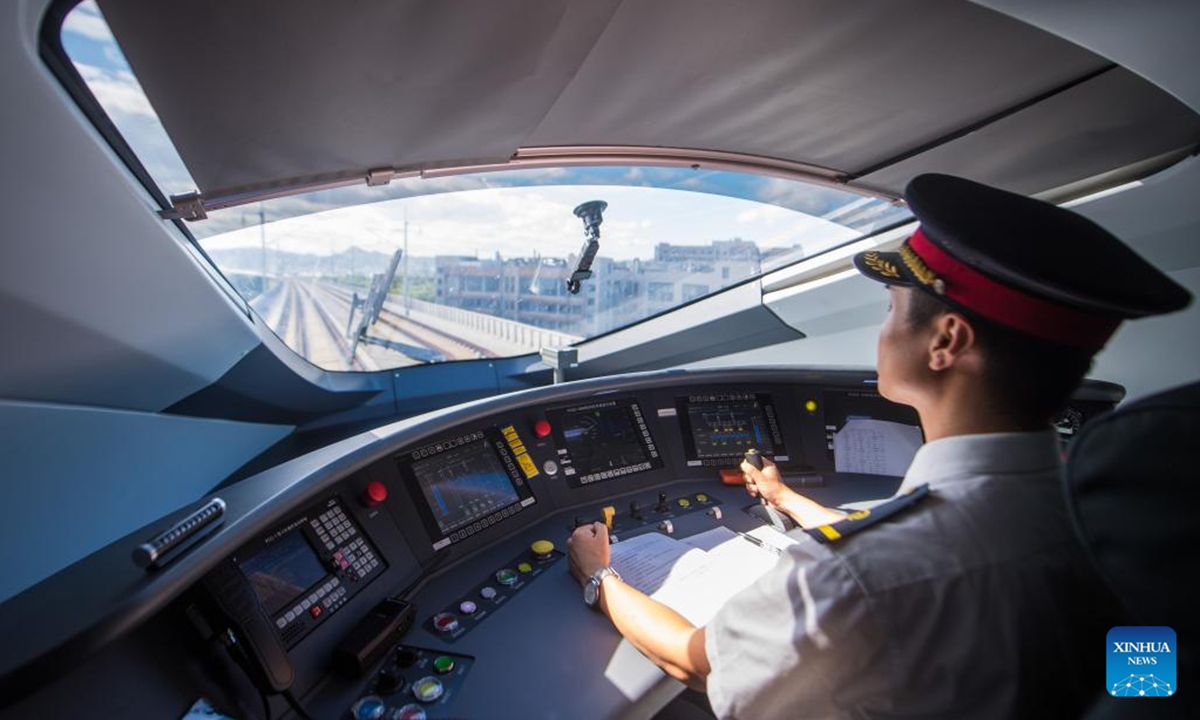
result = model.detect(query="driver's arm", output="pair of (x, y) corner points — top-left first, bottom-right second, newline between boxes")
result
(568, 522), (710, 690)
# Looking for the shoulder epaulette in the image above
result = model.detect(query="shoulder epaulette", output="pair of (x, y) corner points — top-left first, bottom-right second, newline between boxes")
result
(805, 483), (931, 544)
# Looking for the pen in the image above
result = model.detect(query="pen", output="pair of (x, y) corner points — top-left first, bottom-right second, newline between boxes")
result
(737, 531), (782, 556)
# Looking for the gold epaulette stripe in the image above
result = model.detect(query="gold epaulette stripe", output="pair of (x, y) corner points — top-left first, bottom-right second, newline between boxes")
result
(816, 525), (841, 541)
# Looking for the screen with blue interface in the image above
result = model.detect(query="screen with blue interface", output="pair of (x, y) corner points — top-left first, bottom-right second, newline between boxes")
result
(239, 530), (327, 616)
(685, 396), (775, 459)
(411, 439), (520, 536)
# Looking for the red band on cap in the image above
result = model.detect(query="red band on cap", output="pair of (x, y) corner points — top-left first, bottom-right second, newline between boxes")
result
(908, 229), (1119, 349)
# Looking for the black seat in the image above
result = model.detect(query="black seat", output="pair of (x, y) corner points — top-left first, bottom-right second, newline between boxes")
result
(1064, 380), (1200, 719)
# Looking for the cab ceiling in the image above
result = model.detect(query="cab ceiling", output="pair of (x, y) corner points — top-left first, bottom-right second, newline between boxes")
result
(94, 0), (1200, 206)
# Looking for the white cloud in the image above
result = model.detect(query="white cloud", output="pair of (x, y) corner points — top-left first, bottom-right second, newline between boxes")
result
(735, 205), (795, 225)
(62, 2), (113, 42)
(74, 62), (155, 118)
(199, 185), (859, 265)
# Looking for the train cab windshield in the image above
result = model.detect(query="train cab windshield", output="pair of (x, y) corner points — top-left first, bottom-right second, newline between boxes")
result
(4, 1), (1198, 719)
(61, 0), (911, 371)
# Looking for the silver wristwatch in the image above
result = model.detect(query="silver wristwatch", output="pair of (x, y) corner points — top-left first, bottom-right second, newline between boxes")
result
(584, 566), (621, 608)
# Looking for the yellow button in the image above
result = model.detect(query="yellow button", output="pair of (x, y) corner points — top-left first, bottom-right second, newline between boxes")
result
(677, 498), (691, 508)
(696, 494), (709, 502)
(530, 540), (555, 557)
(517, 562), (533, 573)
(516, 453), (540, 479)
(602, 505), (616, 529)
(805, 399), (818, 413)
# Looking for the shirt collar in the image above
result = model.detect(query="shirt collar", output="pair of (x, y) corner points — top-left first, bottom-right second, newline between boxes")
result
(898, 430), (1062, 493)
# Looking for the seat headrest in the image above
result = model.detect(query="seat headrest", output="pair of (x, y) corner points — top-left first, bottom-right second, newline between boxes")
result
(1064, 380), (1200, 633)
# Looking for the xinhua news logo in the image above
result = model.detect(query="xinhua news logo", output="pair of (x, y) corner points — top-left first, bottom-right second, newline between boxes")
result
(1107, 626), (1176, 698)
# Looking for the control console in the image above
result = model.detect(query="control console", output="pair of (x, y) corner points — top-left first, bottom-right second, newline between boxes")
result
(233, 495), (386, 648)
(397, 429), (538, 552)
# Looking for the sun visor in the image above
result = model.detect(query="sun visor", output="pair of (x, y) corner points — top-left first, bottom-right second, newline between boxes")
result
(523, 0), (1110, 175)
(856, 67), (1200, 197)
(91, 0), (1200, 210)
(95, 0), (624, 197)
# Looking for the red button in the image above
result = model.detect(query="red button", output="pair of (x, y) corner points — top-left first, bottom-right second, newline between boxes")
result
(364, 481), (388, 506)
(533, 420), (552, 439)
(310, 605), (322, 618)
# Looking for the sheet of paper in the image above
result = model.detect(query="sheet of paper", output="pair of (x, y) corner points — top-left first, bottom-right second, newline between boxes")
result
(679, 525), (738, 552)
(833, 417), (923, 476)
(652, 536), (782, 625)
(609, 529), (786, 625)
(609, 532), (709, 595)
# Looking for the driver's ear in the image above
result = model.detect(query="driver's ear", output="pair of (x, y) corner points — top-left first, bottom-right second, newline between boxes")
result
(928, 312), (976, 371)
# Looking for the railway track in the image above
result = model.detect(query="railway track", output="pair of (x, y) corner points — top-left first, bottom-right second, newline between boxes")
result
(320, 283), (491, 361)
(256, 278), (509, 369)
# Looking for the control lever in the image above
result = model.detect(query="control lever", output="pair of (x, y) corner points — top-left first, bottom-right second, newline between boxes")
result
(745, 449), (790, 534)
(656, 491), (670, 513)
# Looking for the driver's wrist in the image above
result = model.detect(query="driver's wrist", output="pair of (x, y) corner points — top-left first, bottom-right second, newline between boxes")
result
(581, 564), (607, 586)
(769, 485), (800, 510)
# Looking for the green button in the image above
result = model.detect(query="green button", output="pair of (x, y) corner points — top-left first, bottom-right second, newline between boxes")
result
(432, 655), (456, 674)
(496, 568), (518, 586)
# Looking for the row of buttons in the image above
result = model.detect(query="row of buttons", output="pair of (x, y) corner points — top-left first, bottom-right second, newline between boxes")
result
(447, 504), (519, 542)
(492, 439), (522, 483)
(630, 407), (661, 460)
(276, 576), (343, 628)
(411, 431), (484, 461)
(687, 392), (756, 403)
(579, 461), (655, 484)
(335, 537), (380, 577)
(425, 541), (562, 642)
(312, 505), (357, 550)
(764, 406), (782, 445)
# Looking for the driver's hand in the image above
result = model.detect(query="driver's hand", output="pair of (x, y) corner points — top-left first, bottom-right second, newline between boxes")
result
(568, 522), (612, 586)
(740, 455), (794, 508)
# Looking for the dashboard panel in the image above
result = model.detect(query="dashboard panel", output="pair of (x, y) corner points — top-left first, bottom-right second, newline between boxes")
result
(0, 368), (1124, 720)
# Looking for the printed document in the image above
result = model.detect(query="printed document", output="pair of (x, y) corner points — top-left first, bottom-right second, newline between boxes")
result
(609, 528), (784, 625)
(833, 417), (923, 476)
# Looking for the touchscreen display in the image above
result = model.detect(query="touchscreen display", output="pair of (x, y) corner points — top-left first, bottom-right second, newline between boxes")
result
(677, 392), (789, 466)
(411, 438), (520, 536)
(545, 399), (661, 486)
(558, 404), (649, 475)
(239, 530), (327, 616)
(685, 396), (776, 459)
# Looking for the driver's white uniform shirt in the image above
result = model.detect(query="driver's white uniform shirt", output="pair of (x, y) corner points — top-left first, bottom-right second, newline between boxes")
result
(704, 431), (1114, 719)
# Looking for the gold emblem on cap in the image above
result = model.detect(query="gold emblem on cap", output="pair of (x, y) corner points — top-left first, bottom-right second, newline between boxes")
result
(862, 252), (900, 279)
(899, 243), (944, 295)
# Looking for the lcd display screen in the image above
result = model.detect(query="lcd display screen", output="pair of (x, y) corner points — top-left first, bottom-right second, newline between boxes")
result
(677, 392), (789, 466)
(685, 396), (776, 459)
(239, 530), (327, 616)
(555, 402), (652, 478)
(411, 438), (520, 536)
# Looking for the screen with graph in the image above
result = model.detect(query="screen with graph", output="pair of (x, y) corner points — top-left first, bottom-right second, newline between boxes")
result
(677, 392), (789, 467)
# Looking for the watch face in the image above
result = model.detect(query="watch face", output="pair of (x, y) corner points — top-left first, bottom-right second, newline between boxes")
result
(584, 578), (600, 607)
